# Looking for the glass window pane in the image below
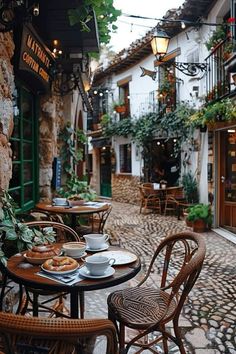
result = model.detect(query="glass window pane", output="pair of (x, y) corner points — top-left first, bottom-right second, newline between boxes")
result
(23, 142), (33, 160)
(23, 122), (33, 140)
(24, 162), (33, 182)
(119, 144), (131, 173)
(24, 184), (33, 203)
(22, 92), (32, 120)
(10, 164), (21, 187)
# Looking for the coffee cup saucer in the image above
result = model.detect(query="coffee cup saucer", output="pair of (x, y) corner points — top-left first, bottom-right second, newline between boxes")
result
(85, 243), (109, 252)
(79, 266), (115, 279)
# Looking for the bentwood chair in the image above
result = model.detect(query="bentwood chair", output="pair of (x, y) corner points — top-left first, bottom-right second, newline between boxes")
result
(107, 231), (206, 354)
(77, 205), (112, 236)
(0, 311), (118, 354)
(139, 185), (161, 214)
(19, 221), (81, 317)
(164, 186), (185, 216)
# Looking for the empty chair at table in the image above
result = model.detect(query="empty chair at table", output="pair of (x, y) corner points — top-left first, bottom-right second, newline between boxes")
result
(107, 231), (206, 354)
(164, 186), (185, 216)
(77, 204), (112, 236)
(139, 184), (162, 214)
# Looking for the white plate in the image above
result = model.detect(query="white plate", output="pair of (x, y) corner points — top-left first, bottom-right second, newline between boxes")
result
(41, 264), (79, 275)
(96, 250), (138, 265)
(86, 244), (109, 252)
(79, 266), (115, 279)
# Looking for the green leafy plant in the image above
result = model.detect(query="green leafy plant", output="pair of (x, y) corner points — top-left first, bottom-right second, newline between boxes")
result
(103, 117), (133, 138)
(205, 25), (227, 50)
(0, 191), (56, 265)
(59, 123), (96, 201)
(67, 0), (121, 45)
(112, 100), (125, 109)
(190, 99), (236, 127)
(181, 172), (199, 204)
(186, 203), (212, 226)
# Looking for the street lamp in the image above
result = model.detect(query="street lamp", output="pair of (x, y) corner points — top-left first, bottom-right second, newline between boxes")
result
(151, 27), (207, 77)
(151, 28), (170, 58)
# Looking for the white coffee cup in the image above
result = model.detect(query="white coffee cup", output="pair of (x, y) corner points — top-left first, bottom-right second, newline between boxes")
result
(84, 234), (109, 250)
(53, 198), (68, 206)
(62, 242), (86, 257)
(85, 255), (115, 276)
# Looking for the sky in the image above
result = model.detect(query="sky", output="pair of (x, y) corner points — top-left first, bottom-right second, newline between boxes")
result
(109, 0), (184, 53)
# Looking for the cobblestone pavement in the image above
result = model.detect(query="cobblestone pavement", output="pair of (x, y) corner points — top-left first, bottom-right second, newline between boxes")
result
(84, 201), (236, 354)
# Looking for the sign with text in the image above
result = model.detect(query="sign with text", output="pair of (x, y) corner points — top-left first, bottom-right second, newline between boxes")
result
(17, 24), (54, 93)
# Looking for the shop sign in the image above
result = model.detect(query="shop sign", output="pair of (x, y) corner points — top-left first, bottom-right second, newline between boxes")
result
(17, 24), (54, 93)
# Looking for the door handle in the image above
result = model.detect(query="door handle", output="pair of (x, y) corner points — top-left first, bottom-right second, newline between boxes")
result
(221, 176), (225, 183)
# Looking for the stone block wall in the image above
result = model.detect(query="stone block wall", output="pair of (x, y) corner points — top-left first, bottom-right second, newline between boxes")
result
(0, 32), (15, 190)
(112, 174), (140, 205)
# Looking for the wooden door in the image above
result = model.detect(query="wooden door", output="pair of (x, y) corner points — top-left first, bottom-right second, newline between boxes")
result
(219, 129), (236, 233)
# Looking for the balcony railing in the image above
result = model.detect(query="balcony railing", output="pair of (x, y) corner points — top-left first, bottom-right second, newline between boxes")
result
(205, 37), (232, 103)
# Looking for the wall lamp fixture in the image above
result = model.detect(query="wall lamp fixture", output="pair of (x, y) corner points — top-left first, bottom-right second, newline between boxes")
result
(0, 0), (39, 32)
(151, 28), (208, 77)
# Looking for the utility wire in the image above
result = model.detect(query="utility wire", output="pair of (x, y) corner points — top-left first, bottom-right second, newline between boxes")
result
(121, 12), (235, 27)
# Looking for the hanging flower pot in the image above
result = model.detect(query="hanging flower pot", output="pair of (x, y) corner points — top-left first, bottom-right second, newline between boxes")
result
(115, 105), (126, 114)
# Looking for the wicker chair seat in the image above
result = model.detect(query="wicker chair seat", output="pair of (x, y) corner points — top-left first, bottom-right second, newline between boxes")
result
(108, 287), (177, 329)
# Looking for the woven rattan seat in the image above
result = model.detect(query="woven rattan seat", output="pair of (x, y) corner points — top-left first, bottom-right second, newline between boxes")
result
(108, 287), (177, 329)
(0, 312), (117, 354)
(107, 231), (206, 354)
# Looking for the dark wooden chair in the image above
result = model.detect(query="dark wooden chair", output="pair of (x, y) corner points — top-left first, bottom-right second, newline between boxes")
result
(77, 205), (112, 236)
(139, 185), (162, 214)
(0, 311), (118, 354)
(164, 186), (186, 216)
(107, 231), (206, 354)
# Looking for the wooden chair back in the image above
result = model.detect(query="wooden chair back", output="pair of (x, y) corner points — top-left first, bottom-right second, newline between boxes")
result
(25, 221), (80, 242)
(139, 231), (206, 317)
(0, 312), (118, 354)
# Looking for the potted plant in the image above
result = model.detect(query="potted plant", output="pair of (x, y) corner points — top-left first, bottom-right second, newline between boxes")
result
(0, 190), (56, 265)
(186, 203), (212, 232)
(113, 101), (126, 114)
(181, 172), (199, 204)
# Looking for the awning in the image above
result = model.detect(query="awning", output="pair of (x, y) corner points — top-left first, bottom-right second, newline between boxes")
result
(90, 137), (111, 148)
(31, 0), (99, 54)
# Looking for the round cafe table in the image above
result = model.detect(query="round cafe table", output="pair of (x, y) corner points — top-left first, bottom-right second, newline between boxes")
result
(5, 246), (141, 319)
(36, 201), (110, 229)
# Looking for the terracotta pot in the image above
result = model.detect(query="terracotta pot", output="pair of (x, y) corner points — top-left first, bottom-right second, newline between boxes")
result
(193, 219), (207, 233)
(185, 219), (193, 228)
(115, 106), (126, 113)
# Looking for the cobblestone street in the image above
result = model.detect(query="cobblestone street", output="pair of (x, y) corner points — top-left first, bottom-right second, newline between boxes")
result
(84, 201), (236, 354)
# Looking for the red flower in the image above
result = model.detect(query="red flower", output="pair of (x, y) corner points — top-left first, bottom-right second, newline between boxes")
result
(227, 17), (235, 23)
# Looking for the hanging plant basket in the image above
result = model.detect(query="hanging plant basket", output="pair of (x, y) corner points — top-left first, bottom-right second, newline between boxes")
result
(115, 105), (126, 113)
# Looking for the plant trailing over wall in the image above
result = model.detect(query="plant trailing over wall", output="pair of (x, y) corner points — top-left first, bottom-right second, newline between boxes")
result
(159, 103), (196, 151)
(0, 190), (56, 265)
(59, 123), (96, 200)
(189, 98), (236, 127)
(205, 25), (228, 51)
(68, 0), (121, 44)
(103, 117), (133, 138)
(132, 113), (162, 145)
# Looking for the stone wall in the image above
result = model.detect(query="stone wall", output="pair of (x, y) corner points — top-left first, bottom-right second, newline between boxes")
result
(0, 32), (15, 190)
(39, 96), (63, 200)
(112, 174), (140, 205)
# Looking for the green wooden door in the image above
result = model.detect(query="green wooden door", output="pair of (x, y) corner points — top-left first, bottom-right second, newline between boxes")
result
(100, 147), (111, 197)
(9, 85), (38, 212)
